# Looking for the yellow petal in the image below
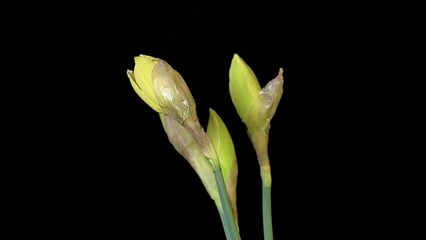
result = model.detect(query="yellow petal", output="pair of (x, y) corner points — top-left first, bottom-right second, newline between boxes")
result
(127, 69), (161, 112)
(132, 55), (162, 112)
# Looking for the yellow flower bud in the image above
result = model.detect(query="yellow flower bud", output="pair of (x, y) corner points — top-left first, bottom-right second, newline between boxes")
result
(127, 54), (197, 124)
(128, 54), (220, 167)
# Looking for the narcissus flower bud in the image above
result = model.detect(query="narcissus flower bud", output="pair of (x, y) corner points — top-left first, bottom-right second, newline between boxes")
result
(127, 54), (220, 166)
(229, 53), (284, 187)
(207, 108), (238, 224)
(229, 54), (261, 123)
(229, 54), (284, 132)
(127, 54), (197, 124)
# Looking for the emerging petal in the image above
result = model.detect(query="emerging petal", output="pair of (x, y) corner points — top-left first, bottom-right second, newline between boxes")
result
(129, 55), (162, 112)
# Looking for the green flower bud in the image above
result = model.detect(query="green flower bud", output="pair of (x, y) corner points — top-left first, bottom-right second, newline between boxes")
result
(229, 53), (284, 132)
(229, 54), (261, 122)
(229, 53), (284, 187)
(207, 108), (238, 224)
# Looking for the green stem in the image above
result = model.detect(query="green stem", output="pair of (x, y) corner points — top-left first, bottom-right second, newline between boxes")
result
(214, 167), (241, 240)
(216, 203), (232, 240)
(248, 129), (274, 239)
(262, 184), (273, 240)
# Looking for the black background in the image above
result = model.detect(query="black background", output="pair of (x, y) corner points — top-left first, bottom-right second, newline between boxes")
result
(57, 1), (369, 239)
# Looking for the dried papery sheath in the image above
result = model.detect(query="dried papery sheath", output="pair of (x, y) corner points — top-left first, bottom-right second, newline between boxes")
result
(160, 114), (219, 202)
(152, 60), (197, 124)
(245, 68), (284, 131)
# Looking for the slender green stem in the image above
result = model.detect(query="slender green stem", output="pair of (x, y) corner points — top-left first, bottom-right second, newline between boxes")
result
(216, 203), (232, 240)
(214, 167), (241, 240)
(262, 184), (273, 240)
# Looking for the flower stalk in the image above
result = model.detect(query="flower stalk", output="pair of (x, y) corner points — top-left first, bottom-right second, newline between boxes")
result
(262, 184), (273, 240)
